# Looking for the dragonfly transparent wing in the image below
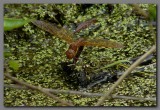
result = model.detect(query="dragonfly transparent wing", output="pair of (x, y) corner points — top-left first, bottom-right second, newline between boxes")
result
(81, 39), (123, 48)
(32, 20), (74, 43)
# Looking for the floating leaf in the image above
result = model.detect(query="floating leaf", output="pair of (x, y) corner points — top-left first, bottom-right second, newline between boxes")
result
(4, 18), (33, 31)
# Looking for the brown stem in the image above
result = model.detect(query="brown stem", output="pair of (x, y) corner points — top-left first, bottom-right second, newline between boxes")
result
(4, 84), (156, 102)
(4, 73), (74, 106)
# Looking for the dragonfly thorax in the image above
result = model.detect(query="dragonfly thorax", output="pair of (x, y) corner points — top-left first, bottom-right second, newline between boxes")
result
(65, 38), (85, 59)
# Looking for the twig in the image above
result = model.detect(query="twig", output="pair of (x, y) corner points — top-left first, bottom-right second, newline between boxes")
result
(4, 73), (74, 106)
(95, 45), (156, 106)
(4, 84), (156, 102)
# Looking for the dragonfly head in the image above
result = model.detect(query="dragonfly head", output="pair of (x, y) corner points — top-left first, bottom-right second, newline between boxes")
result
(65, 49), (76, 59)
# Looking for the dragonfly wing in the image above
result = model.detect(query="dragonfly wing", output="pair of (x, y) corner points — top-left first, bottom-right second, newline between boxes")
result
(74, 18), (97, 33)
(81, 39), (123, 48)
(32, 20), (74, 43)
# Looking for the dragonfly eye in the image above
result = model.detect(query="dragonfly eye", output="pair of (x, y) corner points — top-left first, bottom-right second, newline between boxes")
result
(65, 49), (76, 59)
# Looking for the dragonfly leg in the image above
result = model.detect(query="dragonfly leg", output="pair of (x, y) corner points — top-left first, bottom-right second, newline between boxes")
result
(73, 46), (84, 64)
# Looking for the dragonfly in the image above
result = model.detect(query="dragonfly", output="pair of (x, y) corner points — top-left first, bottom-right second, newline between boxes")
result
(32, 20), (123, 63)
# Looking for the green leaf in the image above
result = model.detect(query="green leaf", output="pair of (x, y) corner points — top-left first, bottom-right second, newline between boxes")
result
(8, 60), (21, 71)
(148, 5), (156, 21)
(4, 18), (33, 31)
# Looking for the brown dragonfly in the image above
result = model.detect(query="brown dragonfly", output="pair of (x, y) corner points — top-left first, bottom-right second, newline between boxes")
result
(32, 20), (123, 63)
